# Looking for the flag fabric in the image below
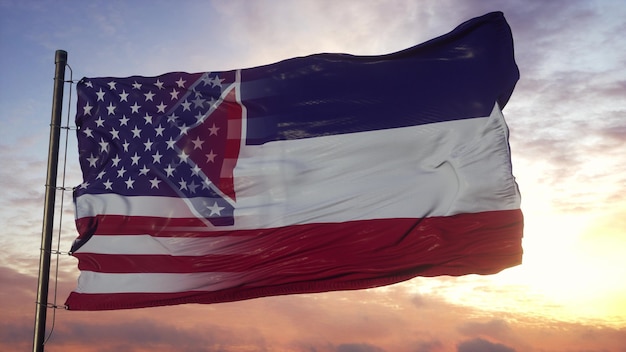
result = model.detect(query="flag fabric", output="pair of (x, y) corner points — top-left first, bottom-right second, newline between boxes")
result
(65, 11), (523, 311)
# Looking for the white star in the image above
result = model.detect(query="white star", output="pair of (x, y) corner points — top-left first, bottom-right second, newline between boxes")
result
(165, 137), (176, 149)
(131, 126), (142, 138)
(111, 154), (121, 167)
(95, 116), (105, 127)
(192, 96), (205, 109)
(106, 102), (116, 115)
(178, 150), (189, 163)
(154, 79), (165, 90)
(132, 81), (142, 90)
(125, 177), (135, 189)
(154, 124), (165, 136)
(195, 112), (205, 122)
(207, 202), (224, 216)
(205, 150), (217, 163)
(80, 182), (89, 189)
(211, 76), (224, 88)
(178, 124), (189, 135)
(181, 100), (191, 111)
(119, 115), (129, 126)
(188, 181), (199, 194)
(149, 177), (161, 189)
(164, 164), (175, 177)
(156, 101), (167, 113)
(83, 127), (94, 138)
(170, 89), (180, 100)
(191, 164), (202, 176)
(208, 123), (220, 136)
(96, 171), (106, 179)
(201, 75), (212, 86)
(107, 81), (117, 90)
(130, 102), (141, 113)
(178, 179), (187, 190)
(143, 113), (153, 124)
(175, 77), (186, 88)
(201, 177), (212, 190)
(87, 153), (98, 167)
(84, 81), (93, 88)
(143, 139), (153, 151)
(96, 88), (106, 101)
(144, 91), (155, 101)
(117, 166), (127, 178)
(110, 127), (119, 139)
(130, 152), (140, 165)
(191, 137), (204, 150)
(103, 179), (113, 190)
(119, 90), (129, 102)
(98, 138), (109, 153)
(139, 165), (150, 176)
(83, 102), (93, 116)
(122, 140), (130, 152)
(167, 113), (178, 123)
(152, 151), (163, 164)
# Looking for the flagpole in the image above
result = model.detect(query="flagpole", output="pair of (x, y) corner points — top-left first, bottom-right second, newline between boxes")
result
(33, 49), (67, 352)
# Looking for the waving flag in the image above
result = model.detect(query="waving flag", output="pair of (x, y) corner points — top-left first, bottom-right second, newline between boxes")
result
(66, 12), (523, 311)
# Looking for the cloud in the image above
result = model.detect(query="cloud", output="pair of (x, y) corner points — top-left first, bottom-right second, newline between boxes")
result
(414, 339), (444, 352)
(457, 338), (516, 352)
(51, 317), (268, 352)
(335, 343), (386, 352)
(458, 319), (511, 339)
(0, 118), (84, 265)
(209, 0), (432, 66)
(0, 321), (31, 350)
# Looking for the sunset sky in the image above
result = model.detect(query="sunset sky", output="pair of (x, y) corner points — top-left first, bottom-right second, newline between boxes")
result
(1, 1), (625, 351)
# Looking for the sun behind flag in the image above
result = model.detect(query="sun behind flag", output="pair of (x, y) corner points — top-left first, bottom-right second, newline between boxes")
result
(66, 11), (523, 311)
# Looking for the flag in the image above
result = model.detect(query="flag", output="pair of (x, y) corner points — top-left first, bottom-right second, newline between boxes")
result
(65, 11), (522, 311)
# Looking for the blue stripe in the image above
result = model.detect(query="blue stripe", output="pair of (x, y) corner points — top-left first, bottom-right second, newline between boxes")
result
(240, 12), (518, 145)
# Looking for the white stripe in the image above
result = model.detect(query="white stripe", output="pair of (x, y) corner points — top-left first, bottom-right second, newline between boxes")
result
(77, 235), (253, 255)
(236, 69), (248, 161)
(75, 103), (520, 229)
(76, 271), (241, 293)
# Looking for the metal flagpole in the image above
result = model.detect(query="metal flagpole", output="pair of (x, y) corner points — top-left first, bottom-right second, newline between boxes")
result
(33, 49), (67, 352)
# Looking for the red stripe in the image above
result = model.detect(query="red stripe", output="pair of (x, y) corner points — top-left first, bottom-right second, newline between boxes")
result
(219, 89), (242, 200)
(67, 210), (523, 310)
(75, 209), (521, 237)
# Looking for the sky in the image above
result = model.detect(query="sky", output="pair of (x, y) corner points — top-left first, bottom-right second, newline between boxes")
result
(1, 0), (625, 351)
